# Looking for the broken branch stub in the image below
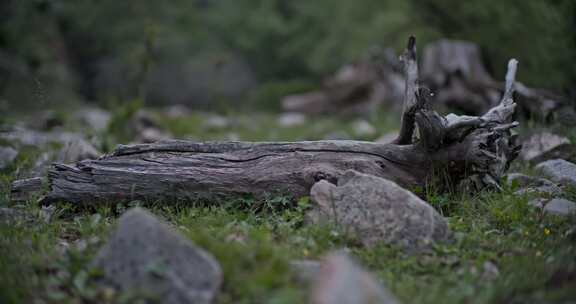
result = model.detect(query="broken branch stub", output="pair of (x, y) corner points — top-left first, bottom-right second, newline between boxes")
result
(41, 37), (520, 205)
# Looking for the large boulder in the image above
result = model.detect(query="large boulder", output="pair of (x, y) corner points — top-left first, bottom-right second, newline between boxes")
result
(535, 159), (576, 187)
(91, 208), (222, 304)
(311, 252), (399, 304)
(308, 170), (449, 251)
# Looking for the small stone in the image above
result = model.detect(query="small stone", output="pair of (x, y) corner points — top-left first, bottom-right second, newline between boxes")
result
(203, 115), (229, 130)
(164, 105), (192, 118)
(311, 252), (398, 304)
(520, 132), (573, 163)
(136, 128), (172, 143)
(535, 159), (576, 187)
(528, 198), (547, 209)
(91, 207), (222, 304)
(277, 112), (307, 127)
(375, 132), (398, 144)
(481, 261), (500, 280)
(543, 198), (576, 216)
(0, 207), (27, 225)
(308, 170), (449, 251)
(351, 120), (376, 137)
(0, 146), (18, 169)
(505, 173), (557, 188)
(75, 108), (111, 131)
(57, 139), (100, 163)
(133, 110), (161, 130)
(514, 185), (563, 197)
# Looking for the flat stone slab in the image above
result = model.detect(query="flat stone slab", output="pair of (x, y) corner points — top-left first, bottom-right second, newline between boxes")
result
(535, 159), (576, 187)
(543, 198), (576, 216)
(92, 207), (222, 304)
(308, 170), (449, 251)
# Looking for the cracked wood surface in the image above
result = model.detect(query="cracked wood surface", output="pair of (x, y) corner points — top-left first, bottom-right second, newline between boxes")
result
(44, 140), (429, 204)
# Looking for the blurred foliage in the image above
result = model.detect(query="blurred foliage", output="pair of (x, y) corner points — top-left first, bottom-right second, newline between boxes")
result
(0, 0), (574, 111)
(416, 0), (576, 89)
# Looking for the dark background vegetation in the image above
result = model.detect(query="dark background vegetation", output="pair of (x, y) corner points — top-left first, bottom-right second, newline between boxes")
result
(1, 0), (575, 113)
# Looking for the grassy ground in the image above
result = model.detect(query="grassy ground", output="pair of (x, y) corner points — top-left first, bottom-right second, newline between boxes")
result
(1, 109), (575, 303)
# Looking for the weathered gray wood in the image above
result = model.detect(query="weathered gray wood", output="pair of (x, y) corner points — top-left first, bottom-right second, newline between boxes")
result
(394, 36), (419, 145)
(41, 37), (521, 205)
(43, 140), (430, 204)
(11, 177), (43, 202)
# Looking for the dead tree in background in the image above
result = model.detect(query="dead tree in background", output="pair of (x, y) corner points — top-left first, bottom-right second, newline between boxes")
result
(281, 48), (405, 115)
(422, 40), (569, 119)
(282, 39), (569, 122)
(41, 37), (521, 205)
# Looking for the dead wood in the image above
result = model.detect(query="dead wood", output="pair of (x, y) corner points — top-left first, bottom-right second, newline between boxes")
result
(281, 48), (405, 115)
(422, 40), (568, 119)
(41, 37), (521, 205)
(283, 39), (568, 120)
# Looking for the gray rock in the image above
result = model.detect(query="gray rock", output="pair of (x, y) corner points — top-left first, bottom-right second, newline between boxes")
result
(308, 170), (449, 251)
(351, 119), (376, 137)
(130, 110), (172, 143)
(543, 198), (576, 216)
(57, 138), (100, 163)
(481, 261), (500, 280)
(0, 146), (18, 169)
(0, 207), (35, 225)
(375, 132), (398, 144)
(75, 108), (111, 131)
(527, 198), (547, 209)
(311, 252), (398, 304)
(505, 173), (557, 188)
(136, 128), (172, 144)
(92, 208), (222, 304)
(514, 185), (563, 197)
(203, 115), (230, 130)
(277, 112), (307, 127)
(520, 132), (573, 163)
(164, 105), (192, 118)
(535, 159), (576, 187)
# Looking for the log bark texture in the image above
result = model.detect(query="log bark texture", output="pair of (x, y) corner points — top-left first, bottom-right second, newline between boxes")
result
(42, 37), (521, 205)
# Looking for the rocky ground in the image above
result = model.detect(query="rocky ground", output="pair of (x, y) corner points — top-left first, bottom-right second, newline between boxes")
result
(1, 105), (575, 303)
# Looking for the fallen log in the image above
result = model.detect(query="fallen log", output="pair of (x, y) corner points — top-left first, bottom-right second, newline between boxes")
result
(42, 37), (521, 205)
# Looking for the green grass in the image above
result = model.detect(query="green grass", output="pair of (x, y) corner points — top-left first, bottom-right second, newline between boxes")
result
(1, 109), (575, 303)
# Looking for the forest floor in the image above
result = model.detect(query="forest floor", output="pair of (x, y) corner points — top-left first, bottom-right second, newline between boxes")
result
(1, 106), (576, 303)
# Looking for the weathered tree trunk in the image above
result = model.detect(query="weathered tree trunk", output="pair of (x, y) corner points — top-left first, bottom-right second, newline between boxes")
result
(41, 37), (521, 205)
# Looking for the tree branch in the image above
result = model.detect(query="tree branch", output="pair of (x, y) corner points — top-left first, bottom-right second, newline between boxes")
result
(394, 36), (420, 145)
